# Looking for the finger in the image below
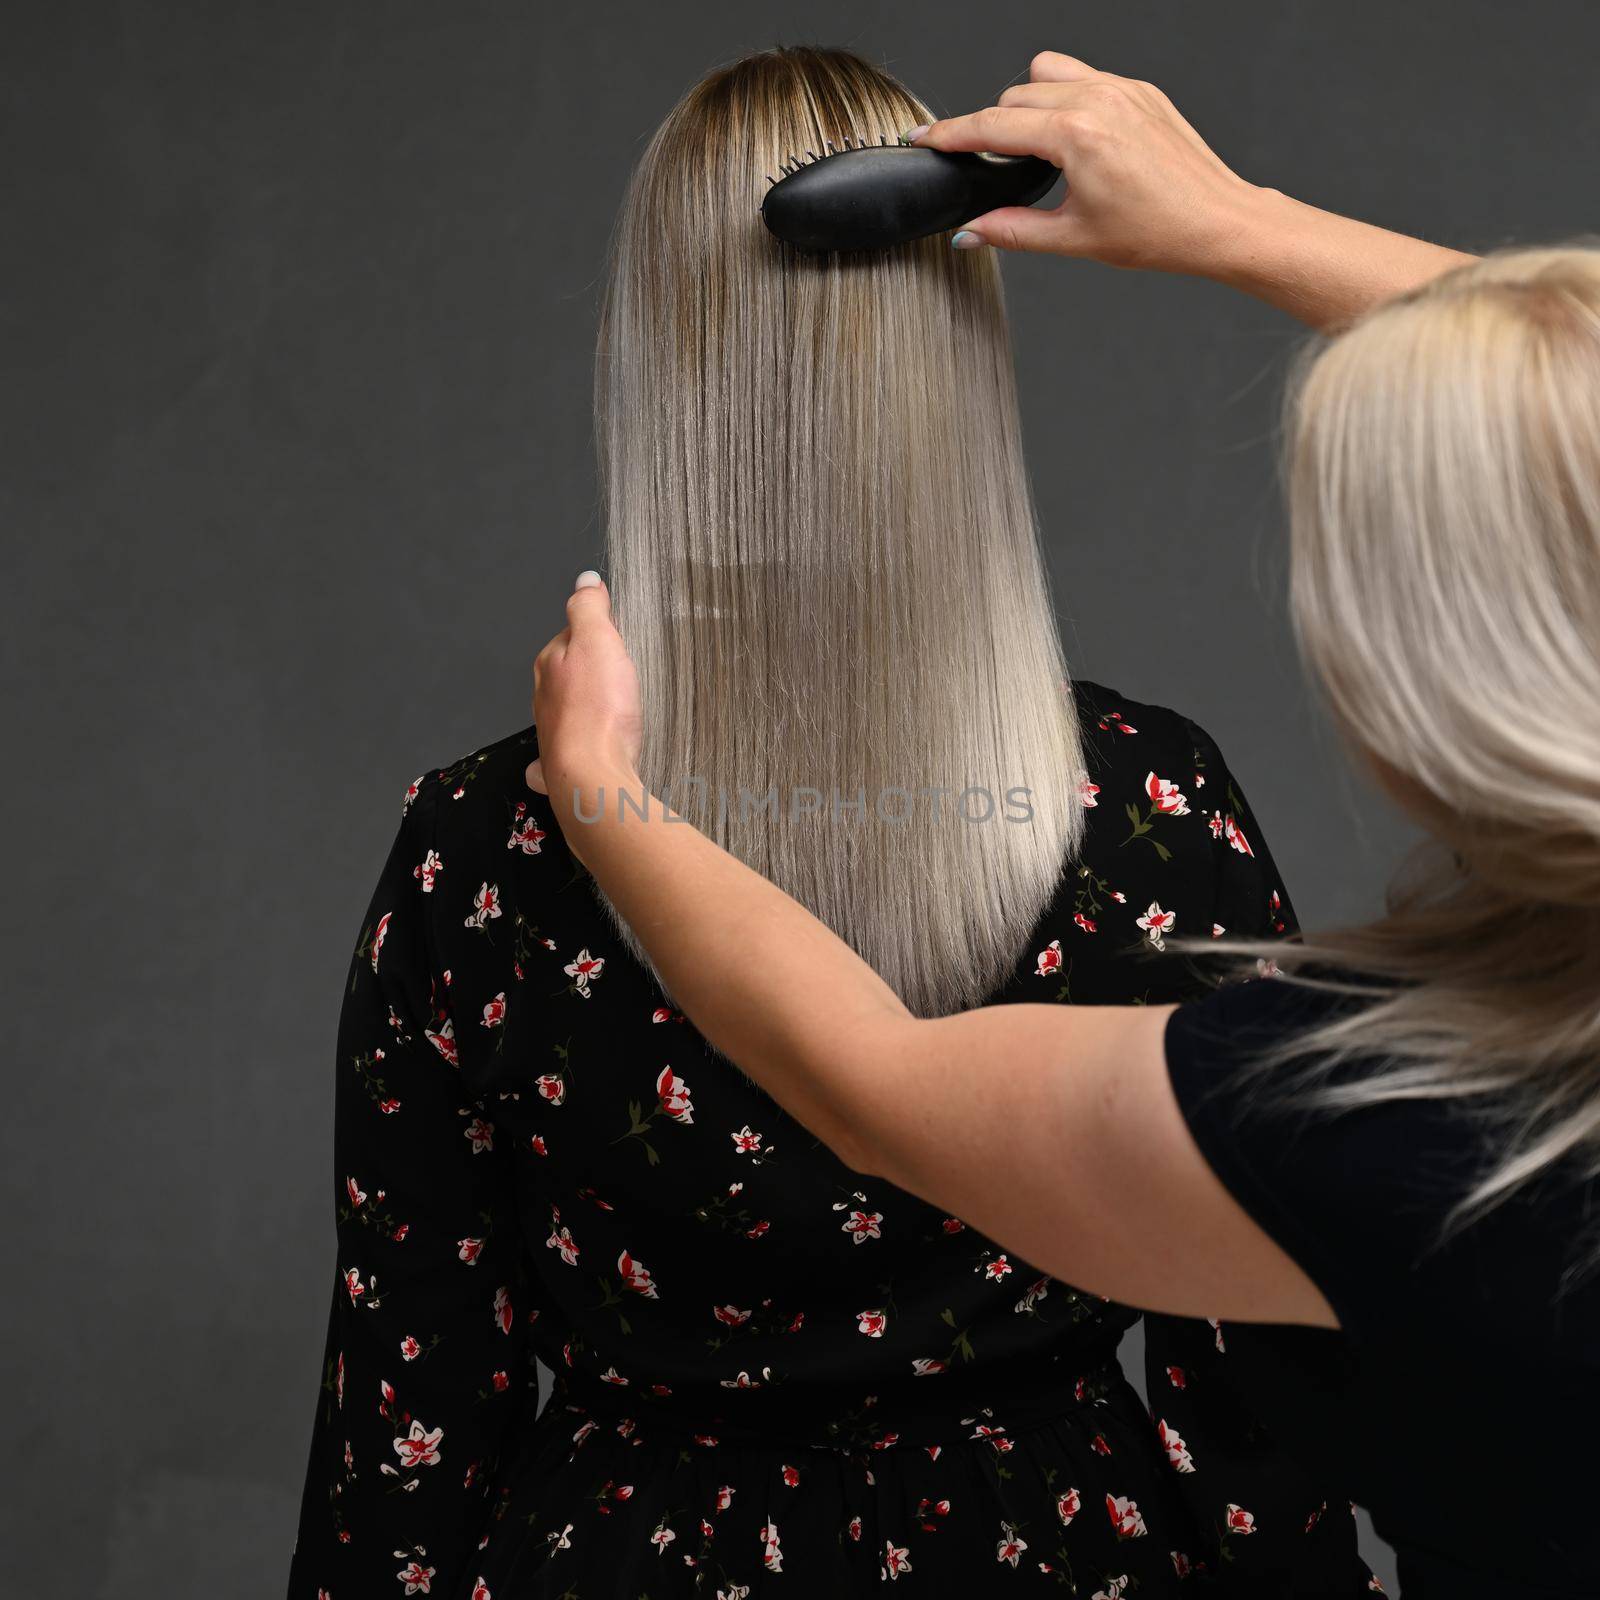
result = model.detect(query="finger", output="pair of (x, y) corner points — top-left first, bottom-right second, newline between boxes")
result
(911, 106), (1065, 162)
(565, 570), (613, 635)
(956, 202), (1088, 257)
(525, 756), (548, 794)
(1028, 50), (1102, 82)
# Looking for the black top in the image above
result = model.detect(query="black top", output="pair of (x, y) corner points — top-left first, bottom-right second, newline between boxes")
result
(1166, 976), (1600, 1597)
(289, 681), (1382, 1599)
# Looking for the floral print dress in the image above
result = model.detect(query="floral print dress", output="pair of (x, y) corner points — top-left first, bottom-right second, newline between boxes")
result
(287, 681), (1380, 1600)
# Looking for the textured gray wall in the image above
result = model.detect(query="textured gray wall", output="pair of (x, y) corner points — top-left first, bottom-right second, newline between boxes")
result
(8, 3), (1597, 1594)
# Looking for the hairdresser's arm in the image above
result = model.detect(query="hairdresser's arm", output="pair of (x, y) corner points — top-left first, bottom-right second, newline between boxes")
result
(910, 50), (1476, 330)
(528, 576), (1337, 1329)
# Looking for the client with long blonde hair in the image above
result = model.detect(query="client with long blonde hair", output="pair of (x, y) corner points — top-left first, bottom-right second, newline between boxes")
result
(288, 46), (1414, 1599)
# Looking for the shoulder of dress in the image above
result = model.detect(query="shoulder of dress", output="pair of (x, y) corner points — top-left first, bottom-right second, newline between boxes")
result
(397, 723), (556, 855)
(1071, 678), (1215, 779)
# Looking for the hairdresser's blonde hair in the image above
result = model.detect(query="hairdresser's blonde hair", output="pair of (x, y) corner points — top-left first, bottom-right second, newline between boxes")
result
(592, 46), (1085, 1015)
(1243, 245), (1600, 1225)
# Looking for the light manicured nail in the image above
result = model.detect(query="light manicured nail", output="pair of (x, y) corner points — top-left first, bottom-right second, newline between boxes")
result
(575, 569), (602, 589)
(951, 230), (983, 250)
(902, 123), (931, 143)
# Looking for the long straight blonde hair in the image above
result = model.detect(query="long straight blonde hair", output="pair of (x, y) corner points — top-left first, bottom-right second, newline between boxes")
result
(1234, 245), (1600, 1230)
(591, 46), (1086, 1016)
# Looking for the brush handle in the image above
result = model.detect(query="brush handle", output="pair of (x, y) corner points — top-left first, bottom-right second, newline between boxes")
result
(761, 146), (1060, 253)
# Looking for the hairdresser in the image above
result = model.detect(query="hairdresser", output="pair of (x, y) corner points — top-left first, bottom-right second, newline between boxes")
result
(529, 52), (1597, 1598)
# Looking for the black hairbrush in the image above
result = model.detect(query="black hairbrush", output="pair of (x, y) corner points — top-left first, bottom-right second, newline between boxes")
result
(760, 135), (1059, 253)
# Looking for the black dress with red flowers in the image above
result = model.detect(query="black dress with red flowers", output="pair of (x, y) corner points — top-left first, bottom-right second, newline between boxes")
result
(286, 682), (1381, 1600)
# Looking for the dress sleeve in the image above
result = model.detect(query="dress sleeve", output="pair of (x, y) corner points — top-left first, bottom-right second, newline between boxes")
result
(1140, 725), (1379, 1595)
(286, 771), (536, 1600)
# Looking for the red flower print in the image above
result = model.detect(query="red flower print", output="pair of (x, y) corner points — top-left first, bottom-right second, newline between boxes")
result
(1223, 814), (1254, 857)
(996, 1522), (1028, 1566)
(346, 1176), (367, 1207)
(1035, 938), (1063, 977)
(1166, 1365), (1187, 1389)
(1080, 779), (1101, 807)
(1157, 1418), (1195, 1473)
(414, 849), (443, 893)
(1209, 1317), (1226, 1352)
(746, 1220), (770, 1239)
(1092, 1433), (1112, 1455)
(1224, 1504), (1256, 1534)
(394, 1419), (444, 1471)
(1171, 1552), (1192, 1578)
(464, 882), (502, 931)
(492, 1285), (514, 1334)
(1208, 811), (1225, 839)
(343, 1267), (365, 1306)
(856, 1308), (888, 1338)
(1106, 1493), (1148, 1539)
(1135, 901), (1176, 950)
(649, 1522), (676, 1553)
(463, 1117), (494, 1153)
(1014, 1275), (1050, 1313)
(471, 1579), (491, 1600)
(781, 1464), (800, 1487)
(1092, 1580), (1131, 1600)
(618, 1250), (659, 1298)
(716, 1485), (735, 1513)
(370, 911), (391, 972)
(535, 1074), (565, 1106)
(530, 1133), (548, 1156)
(730, 1125), (762, 1153)
(917, 1497), (950, 1532)
(378, 1097), (401, 1113)
(480, 992), (507, 1029)
(563, 947), (605, 997)
(656, 1065), (694, 1124)
(941, 1217), (965, 1234)
(401, 775), (424, 812)
(396, 1559), (436, 1594)
(546, 1222), (579, 1267)
(598, 1365), (628, 1385)
(506, 815), (546, 855)
(425, 1019), (458, 1066)
(1073, 911), (1096, 933)
(400, 1335), (420, 1361)
(1098, 711), (1138, 734)
(457, 1237), (484, 1266)
(842, 1209), (883, 1244)
(911, 1357), (947, 1376)
(760, 1521), (783, 1573)
(847, 1516), (862, 1542)
(1144, 772), (1190, 816)
(1057, 1487), (1081, 1525)
(882, 1541), (912, 1579)
(713, 1304), (751, 1327)
(984, 1254), (1013, 1280)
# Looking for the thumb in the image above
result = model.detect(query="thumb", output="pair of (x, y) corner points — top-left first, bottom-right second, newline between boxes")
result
(954, 203), (1082, 257)
(565, 568), (612, 633)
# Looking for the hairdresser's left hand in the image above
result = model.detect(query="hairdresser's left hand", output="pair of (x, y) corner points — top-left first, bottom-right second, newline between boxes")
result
(527, 572), (643, 818)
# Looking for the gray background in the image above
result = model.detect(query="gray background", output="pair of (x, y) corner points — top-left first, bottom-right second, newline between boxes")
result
(7, 3), (1596, 1594)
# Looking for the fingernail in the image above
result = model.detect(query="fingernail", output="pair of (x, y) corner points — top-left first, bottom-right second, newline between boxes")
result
(951, 230), (983, 250)
(575, 569), (602, 589)
(901, 123), (931, 143)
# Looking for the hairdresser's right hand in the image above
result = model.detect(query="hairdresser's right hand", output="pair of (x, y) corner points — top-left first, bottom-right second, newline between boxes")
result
(908, 50), (1266, 276)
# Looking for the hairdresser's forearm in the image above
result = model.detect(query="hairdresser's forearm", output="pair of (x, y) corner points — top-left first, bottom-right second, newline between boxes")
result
(557, 771), (916, 1173)
(1216, 186), (1476, 329)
